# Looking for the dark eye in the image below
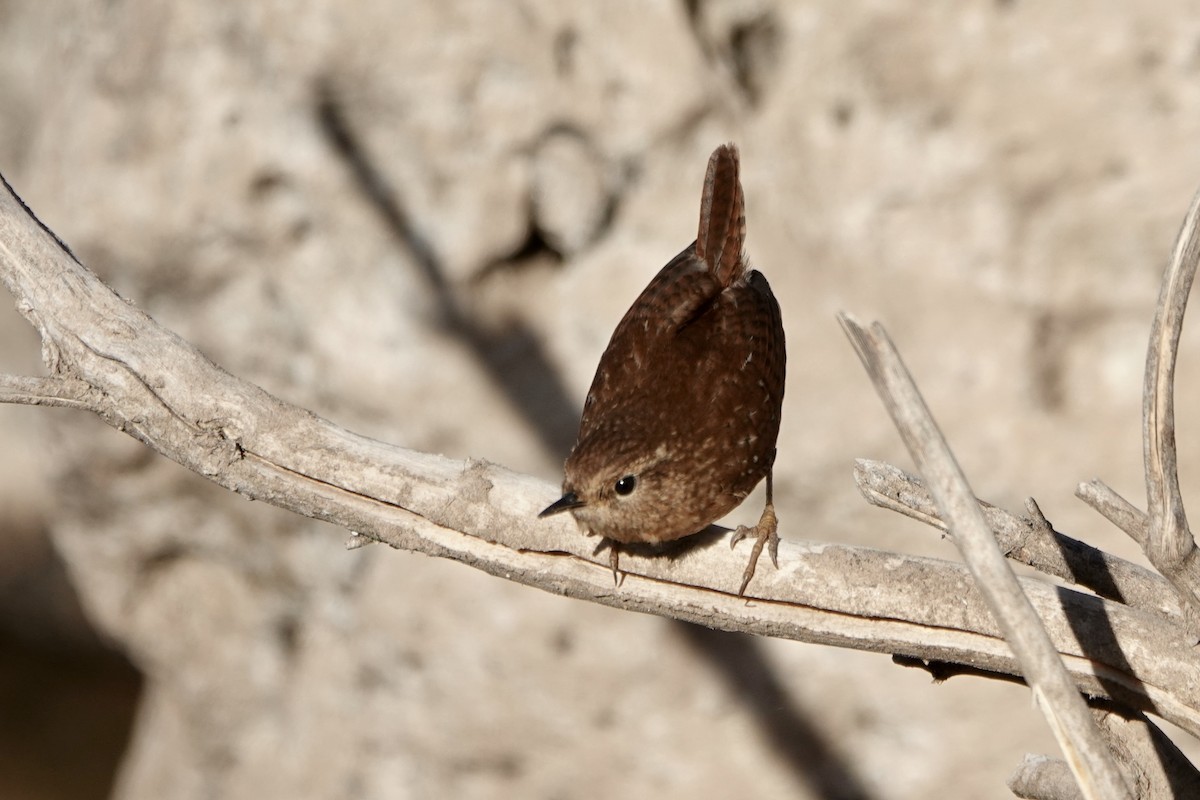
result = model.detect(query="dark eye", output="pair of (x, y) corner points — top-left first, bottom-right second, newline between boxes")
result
(614, 475), (637, 496)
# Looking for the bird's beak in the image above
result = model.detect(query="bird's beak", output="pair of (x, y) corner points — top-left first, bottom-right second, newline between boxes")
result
(539, 491), (584, 517)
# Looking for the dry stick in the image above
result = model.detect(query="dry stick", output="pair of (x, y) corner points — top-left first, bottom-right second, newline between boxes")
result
(855, 459), (1179, 619)
(0, 374), (94, 409)
(838, 314), (1131, 800)
(0, 176), (1197, 739)
(1009, 755), (1083, 800)
(1076, 480), (1149, 550)
(1010, 707), (1200, 800)
(1090, 706), (1200, 798)
(1142, 185), (1200, 627)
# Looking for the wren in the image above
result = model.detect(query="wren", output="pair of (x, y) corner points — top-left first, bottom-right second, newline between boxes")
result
(540, 143), (785, 596)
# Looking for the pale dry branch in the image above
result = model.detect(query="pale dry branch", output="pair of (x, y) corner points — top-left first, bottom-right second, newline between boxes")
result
(856, 459), (1178, 618)
(1141, 184), (1200, 625)
(839, 314), (1131, 800)
(1010, 708), (1200, 800)
(1091, 707), (1200, 798)
(1080, 482), (1152, 556)
(0, 175), (1198, 784)
(1076, 479), (1149, 549)
(1009, 755), (1083, 800)
(0, 374), (94, 409)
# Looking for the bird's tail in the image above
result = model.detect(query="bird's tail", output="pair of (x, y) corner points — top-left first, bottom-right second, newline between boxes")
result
(695, 143), (746, 287)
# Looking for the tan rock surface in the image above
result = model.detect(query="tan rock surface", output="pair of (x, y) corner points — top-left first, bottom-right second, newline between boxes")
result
(3, 2), (1199, 798)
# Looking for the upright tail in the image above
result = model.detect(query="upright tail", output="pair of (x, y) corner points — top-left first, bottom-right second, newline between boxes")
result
(695, 143), (746, 287)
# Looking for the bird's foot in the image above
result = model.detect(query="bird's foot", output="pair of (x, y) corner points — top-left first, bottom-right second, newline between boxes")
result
(607, 540), (623, 587)
(730, 502), (779, 596)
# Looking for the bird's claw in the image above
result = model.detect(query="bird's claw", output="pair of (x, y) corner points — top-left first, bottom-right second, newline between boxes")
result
(732, 503), (779, 596)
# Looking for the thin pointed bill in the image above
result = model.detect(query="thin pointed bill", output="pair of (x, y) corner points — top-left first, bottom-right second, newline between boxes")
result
(539, 492), (584, 517)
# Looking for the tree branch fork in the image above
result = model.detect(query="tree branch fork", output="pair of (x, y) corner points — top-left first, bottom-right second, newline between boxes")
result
(2, 172), (1199, 798)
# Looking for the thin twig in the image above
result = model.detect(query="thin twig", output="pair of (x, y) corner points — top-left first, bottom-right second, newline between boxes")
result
(839, 313), (1131, 800)
(1142, 184), (1200, 621)
(855, 460), (1178, 618)
(0, 374), (94, 410)
(1075, 480), (1149, 549)
(1009, 707), (1200, 800)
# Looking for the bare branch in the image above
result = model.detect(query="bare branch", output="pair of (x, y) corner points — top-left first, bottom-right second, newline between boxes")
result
(856, 459), (1179, 618)
(1009, 755), (1083, 800)
(1142, 184), (1200, 620)
(1075, 480), (1150, 549)
(0, 374), (95, 410)
(1010, 707), (1200, 800)
(839, 314), (1131, 800)
(0, 174), (1197, 775)
(1092, 706), (1200, 799)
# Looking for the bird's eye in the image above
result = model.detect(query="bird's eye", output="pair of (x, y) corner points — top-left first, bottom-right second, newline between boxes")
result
(614, 475), (637, 496)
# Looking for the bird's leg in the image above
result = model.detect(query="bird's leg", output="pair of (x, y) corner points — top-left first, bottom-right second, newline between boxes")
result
(730, 471), (779, 596)
(606, 539), (623, 587)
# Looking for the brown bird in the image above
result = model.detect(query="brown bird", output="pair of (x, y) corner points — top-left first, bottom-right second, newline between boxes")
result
(540, 143), (786, 596)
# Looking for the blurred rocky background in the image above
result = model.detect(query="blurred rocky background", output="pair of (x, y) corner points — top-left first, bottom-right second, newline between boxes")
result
(3, 1), (1200, 798)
